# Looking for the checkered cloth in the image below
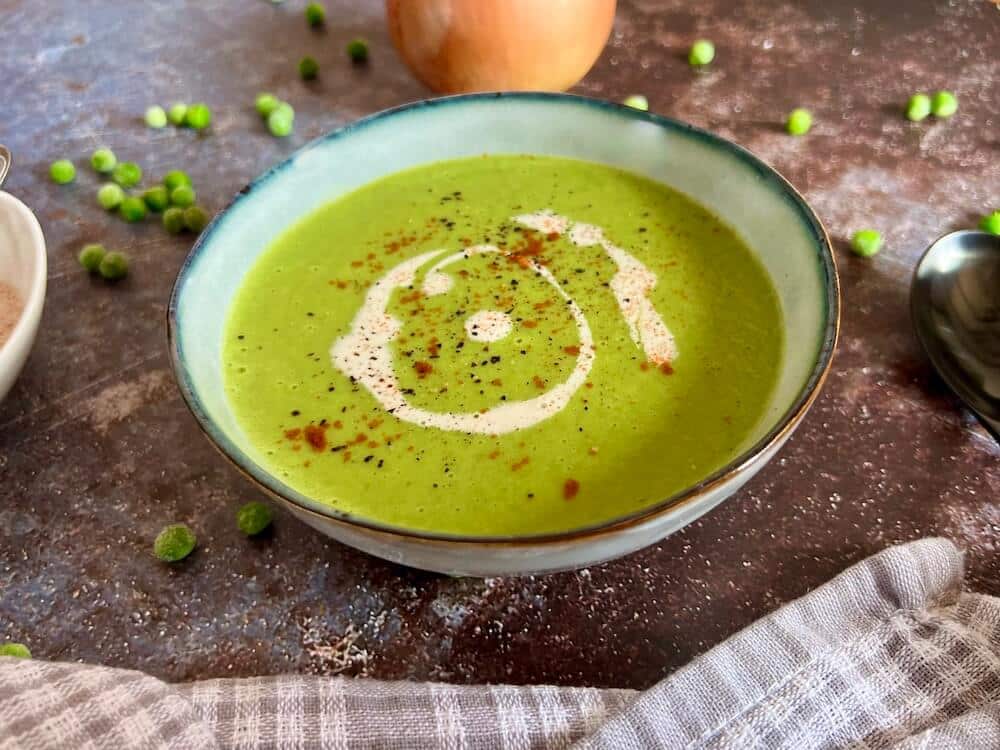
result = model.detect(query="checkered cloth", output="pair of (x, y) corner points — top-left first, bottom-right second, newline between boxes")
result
(3, 538), (1000, 749)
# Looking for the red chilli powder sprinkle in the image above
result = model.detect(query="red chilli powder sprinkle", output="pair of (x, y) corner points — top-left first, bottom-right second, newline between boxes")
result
(304, 425), (327, 451)
(563, 479), (580, 500)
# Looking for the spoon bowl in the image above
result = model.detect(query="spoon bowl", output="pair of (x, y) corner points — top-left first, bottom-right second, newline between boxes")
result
(911, 230), (1000, 440)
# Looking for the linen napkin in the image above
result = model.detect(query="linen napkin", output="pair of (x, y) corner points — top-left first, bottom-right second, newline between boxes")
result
(3, 537), (999, 749)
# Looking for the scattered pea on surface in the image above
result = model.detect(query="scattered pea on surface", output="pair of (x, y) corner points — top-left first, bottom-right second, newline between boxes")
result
(906, 93), (931, 122)
(268, 105), (294, 137)
(185, 103), (212, 130)
(0, 643), (31, 659)
(98, 251), (129, 281)
(255, 93), (281, 118)
(981, 210), (1000, 235)
(145, 105), (168, 129)
(167, 103), (188, 126)
(97, 183), (125, 210)
(119, 196), (147, 223)
(236, 501), (273, 536)
(305, 2), (325, 27)
(851, 229), (882, 258)
(623, 95), (649, 111)
(49, 159), (75, 184)
(153, 523), (196, 562)
(346, 38), (369, 63)
(78, 243), (106, 272)
(163, 170), (192, 192)
(163, 207), (187, 234)
(170, 185), (196, 207)
(113, 161), (142, 188)
(143, 186), (170, 212)
(786, 108), (813, 135)
(688, 39), (715, 66)
(183, 205), (210, 233)
(274, 102), (295, 122)
(90, 147), (117, 174)
(299, 56), (319, 80)
(931, 90), (958, 118)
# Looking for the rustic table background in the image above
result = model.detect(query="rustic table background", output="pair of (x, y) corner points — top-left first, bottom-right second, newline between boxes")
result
(1, 0), (997, 687)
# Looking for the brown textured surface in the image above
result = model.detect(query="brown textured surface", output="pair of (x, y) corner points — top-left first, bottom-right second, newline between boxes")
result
(0, 0), (997, 688)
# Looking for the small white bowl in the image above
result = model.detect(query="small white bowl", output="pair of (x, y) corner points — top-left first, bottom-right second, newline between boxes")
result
(0, 191), (46, 402)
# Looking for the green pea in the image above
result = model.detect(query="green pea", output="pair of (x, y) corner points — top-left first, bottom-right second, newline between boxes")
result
(163, 170), (192, 192)
(346, 38), (369, 63)
(99, 251), (129, 281)
(113, 161), (142, 188)
(170, 185), (196, 207)
(305, 2), (325, 27)
(980, 210), (1000, 235)
(185, 103), (212, 130)
(268, 106), (294, 137)
(299, 56), (319, 80)
(163, 207), (187, 234)
(97, 183), (125, 210)
(153, 523), (196, 562)
(49, 159), (75, 184)
(255, 93), (281, 118)
(786, 108), (813, 136)
(78, 243), (106, 272)
(236, 501), (273, 536)
(167, 103), (188, 126)
(183, 205), (210, 234)
(688, 39), (715, 66)
(623, 95), (648, 111)
(850, 229), (882, 258)
(119, 196), (147, 223)
(145, 105), (168, 129)
(0, 643), (31, 659)
(274, 102), (294, 122)
(906, 93), (931, 122)
(90, 147), (117, 174)
(931, 91), (958, 118)
(140, 186), (168, 212)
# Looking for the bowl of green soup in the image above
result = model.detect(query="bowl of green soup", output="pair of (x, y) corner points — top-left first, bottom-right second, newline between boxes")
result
(169, 93), (838, 575)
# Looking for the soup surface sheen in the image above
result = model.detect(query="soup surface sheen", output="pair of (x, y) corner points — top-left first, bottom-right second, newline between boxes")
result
(224, 155), (783, 535)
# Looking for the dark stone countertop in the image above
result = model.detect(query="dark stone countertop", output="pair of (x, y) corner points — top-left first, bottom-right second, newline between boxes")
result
(1, 0), (997, 687)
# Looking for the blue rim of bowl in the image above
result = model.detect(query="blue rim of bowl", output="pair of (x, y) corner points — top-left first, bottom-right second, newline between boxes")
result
(168, 91), (840, 545)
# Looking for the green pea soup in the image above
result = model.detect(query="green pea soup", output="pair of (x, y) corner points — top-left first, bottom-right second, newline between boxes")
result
(224, 155), (784, 535)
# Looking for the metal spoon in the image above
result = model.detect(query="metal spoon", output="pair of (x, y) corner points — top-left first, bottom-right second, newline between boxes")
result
(0, 145), (11, 189)
(911, 230), (1000, 442)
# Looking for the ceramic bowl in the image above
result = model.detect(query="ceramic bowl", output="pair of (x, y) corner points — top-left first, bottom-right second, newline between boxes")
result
(0, 191), (46, 403)
(169, 93), (839, 576)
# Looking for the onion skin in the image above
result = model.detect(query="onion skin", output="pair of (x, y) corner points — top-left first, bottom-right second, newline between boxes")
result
(386, 0), (617, 94)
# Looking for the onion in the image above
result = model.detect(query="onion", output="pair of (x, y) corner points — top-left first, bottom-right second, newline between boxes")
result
(386, 0), (617, 94)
